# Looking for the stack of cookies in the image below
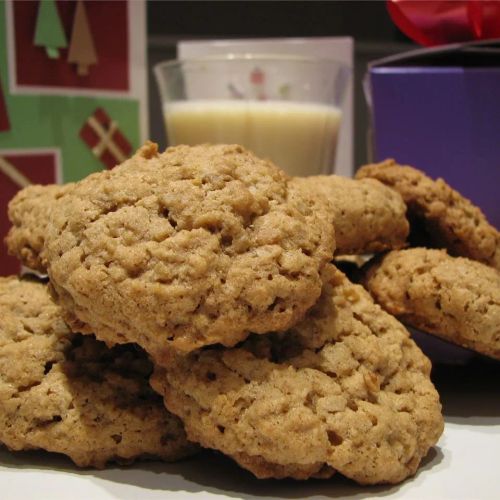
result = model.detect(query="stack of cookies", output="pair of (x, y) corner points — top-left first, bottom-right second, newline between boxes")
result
(1, 142), (498, 486)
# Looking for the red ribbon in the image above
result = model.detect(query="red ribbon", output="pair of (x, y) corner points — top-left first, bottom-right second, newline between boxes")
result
(387, 0), (500, 46)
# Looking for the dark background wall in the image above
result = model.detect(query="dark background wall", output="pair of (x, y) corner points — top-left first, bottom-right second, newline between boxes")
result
(146, 1), (415, 168)
(147, 1), (408, 41)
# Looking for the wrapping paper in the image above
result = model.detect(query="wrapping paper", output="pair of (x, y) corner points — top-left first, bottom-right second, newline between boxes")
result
(80, 107), (132, 169)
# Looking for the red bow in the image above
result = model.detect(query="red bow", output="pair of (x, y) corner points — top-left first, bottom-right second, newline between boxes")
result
(387, 0), (500, 46)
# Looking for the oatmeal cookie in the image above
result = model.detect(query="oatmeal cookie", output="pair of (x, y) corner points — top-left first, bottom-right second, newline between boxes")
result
(362, 248), (500, 360)
(0, 276), (197, 468)
(6, 183), (72, 273)
(44, 143), (334, 358)
(290, 175), (409, 255)
(356, 160), (500, 269)
(151, 265), (443, 484)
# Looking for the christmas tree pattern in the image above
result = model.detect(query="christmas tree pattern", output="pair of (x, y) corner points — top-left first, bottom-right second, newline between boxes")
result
(34, 0), (67, 59)
(68, 0), (98, 76)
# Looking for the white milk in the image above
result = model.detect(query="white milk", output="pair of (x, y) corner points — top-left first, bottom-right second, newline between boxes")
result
(164, 100), (342, 176)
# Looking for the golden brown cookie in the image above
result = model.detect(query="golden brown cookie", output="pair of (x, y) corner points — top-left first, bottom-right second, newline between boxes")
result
(356, 159), (500, 270)
(362, 248), (500, 360)
(44, 143), (334, 359)
(151, 265), (443, 485)
(290, 175), (409, 255)
(0, 276), (197, 468)
(6, 184), (73, 273)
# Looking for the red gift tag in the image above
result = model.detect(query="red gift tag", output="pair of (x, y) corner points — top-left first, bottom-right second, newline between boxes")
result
(80, 107), (132, 169)
(387, 0), (500, 47)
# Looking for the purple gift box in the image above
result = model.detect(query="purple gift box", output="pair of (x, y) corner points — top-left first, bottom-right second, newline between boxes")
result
(367, 39), (500, 229)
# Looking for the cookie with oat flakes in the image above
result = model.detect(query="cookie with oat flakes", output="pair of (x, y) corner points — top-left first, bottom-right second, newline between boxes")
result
(44, 143), (334, 360)
(6, 183), (73, 273)
(289, 175), (409, 255)
(362, 248), (500, 360)
(356, 160), (500, 270)
(151, 265), (443, 484)
(0, 276), (197, 468)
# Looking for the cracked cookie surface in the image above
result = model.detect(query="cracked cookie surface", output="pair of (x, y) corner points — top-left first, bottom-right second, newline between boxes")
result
(0, 276), (197, 467)
(290, 175), (409, 255)
(44, 143), (334, 359)
(356, 160), (500, 270)
(151, 265), (443, 484)
(362, 248), (500, 360)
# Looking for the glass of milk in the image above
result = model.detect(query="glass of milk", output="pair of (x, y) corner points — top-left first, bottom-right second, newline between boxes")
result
(154, 54), (350, 176)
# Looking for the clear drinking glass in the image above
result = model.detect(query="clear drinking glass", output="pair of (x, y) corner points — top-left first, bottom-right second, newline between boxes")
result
(154, 54), (350, 176)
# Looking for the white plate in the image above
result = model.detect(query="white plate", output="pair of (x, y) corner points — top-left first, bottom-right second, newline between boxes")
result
(1, 361), (499, 500)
